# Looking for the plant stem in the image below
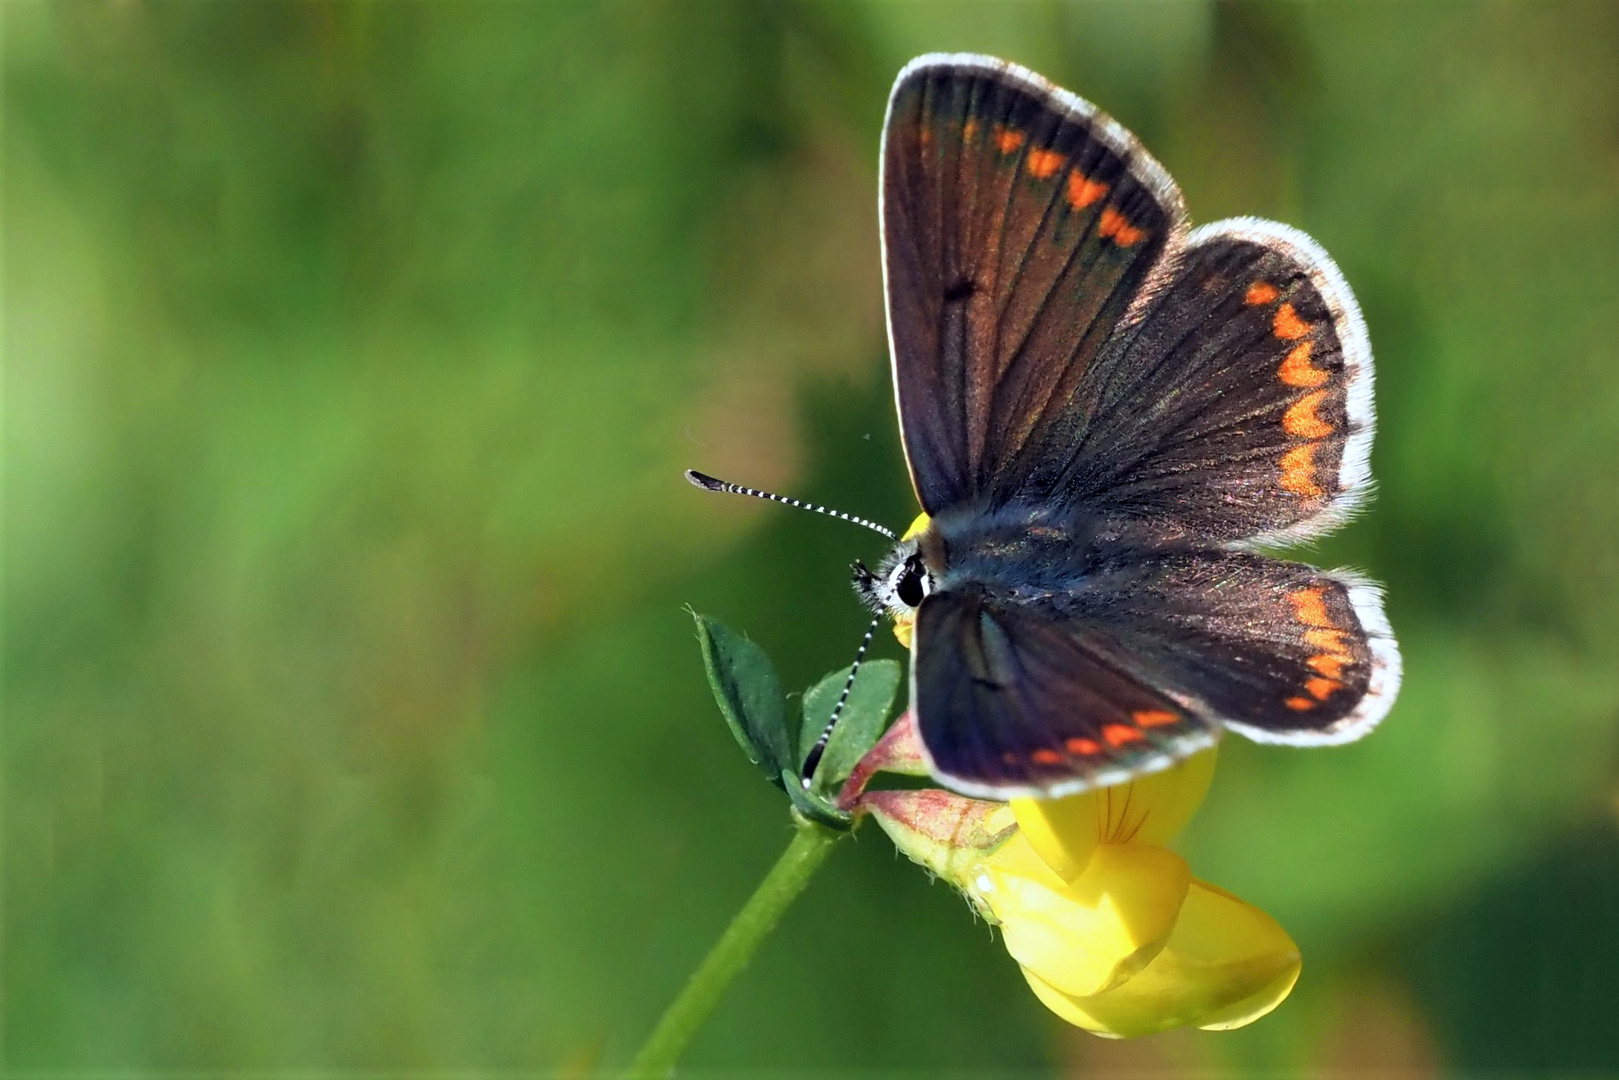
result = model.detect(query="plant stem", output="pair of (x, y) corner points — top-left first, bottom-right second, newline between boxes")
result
(625, 816), (845, 1078)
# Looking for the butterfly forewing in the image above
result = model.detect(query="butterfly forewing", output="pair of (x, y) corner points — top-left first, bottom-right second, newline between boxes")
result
(882, 56), (1187, 514)
(1047, 220), (1376, 544)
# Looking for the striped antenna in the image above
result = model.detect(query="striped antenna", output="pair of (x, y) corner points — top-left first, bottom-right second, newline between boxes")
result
(685, 470), (896, 540)
(800, 614), (882, 788)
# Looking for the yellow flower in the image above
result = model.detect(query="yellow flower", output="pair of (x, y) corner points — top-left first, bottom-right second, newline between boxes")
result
(850, 715), (1300, 1039)
(972, 749), (1301, 1038)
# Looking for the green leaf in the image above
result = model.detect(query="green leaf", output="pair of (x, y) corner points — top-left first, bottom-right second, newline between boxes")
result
(693, 614), (794, 787)
(798, 658), (903, 789)
(782, 770), (854, 831)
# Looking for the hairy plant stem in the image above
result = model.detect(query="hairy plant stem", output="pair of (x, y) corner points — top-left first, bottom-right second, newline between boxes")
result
(624, 816), (845, 1078)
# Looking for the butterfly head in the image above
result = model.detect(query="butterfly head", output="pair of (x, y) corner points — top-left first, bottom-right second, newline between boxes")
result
(853, 537), (937, 619)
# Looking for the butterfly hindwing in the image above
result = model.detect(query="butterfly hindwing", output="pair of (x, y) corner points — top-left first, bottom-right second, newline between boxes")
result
(911, 584), (1217, 799)
(1045, 219), (1376, 544)
(881, 54), (1187, 515)
(1070, 548), (1401, 747)
(911, 544), (1399, 796)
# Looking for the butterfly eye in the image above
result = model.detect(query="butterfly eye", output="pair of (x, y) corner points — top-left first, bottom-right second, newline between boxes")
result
(896, 560), (927, 607)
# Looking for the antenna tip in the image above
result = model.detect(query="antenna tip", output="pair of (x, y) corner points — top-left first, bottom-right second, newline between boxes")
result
(685, 469), (723, 491)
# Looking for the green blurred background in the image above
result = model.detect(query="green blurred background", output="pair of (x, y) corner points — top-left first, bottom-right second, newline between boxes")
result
(6, 1), (1619, 1074)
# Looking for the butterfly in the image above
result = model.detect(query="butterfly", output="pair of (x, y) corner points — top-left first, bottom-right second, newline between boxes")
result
(695, 54), (1401, 799)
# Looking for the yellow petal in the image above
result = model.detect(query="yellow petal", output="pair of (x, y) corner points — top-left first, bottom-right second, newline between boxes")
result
(1019, 879), (1301, 1038)
(891, 609), (915, 649)
(1010, 747), (1218, 880)
(976, 837), (1190, 998)
(1187, 883), (1303, 1031)
(1007, 794), (1100, 881)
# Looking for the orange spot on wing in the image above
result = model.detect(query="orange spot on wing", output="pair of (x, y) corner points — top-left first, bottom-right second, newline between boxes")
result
(1273, 302), (1311, 340)
(1278, 342), (1329, 388)
(1306, 676), (1343, 701)
(1304, 628), (1352, 656)
(1133, 710), (1179, 728)
(1308, 653), (1347, 679)
(995, 126), (1025, 154)
(1245, 282), (1280, 306)
(1066, 737), (1101, 756)
(1283, 390), (1334, 438)
(1026, 148), (1064, 178)
(1067, 171), (1109, 208)
(962, 118), (979, 141)
(1102, 723), (1144, 747)
(1031, 748), (1064, 765)
(919, 127), (933, 148)
(1289, 586), (1334, 628)
(1285, 696), (1316, 711)
(1279, 443), (1323, 497)
(1098, 207), (1146, 247)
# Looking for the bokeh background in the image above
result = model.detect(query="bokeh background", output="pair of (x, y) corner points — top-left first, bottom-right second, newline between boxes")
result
(7, 0), (1619, 1074)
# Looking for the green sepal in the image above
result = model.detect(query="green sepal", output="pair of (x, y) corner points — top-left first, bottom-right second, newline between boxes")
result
(783, 771), (854, 831)
(693, 613), (794, 788)
(798, 658), (902, 789)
